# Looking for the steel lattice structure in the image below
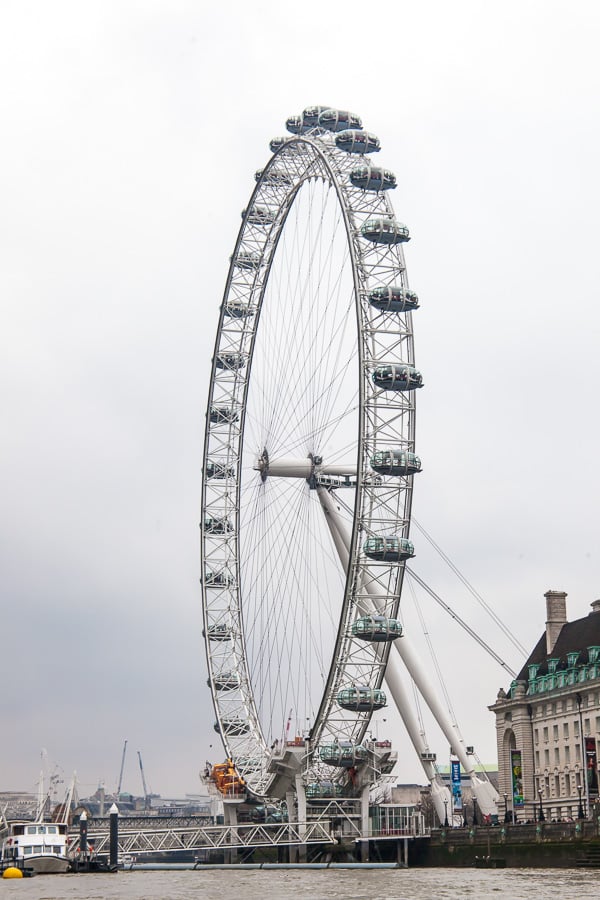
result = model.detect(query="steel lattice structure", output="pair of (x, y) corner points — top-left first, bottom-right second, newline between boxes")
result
(201, 106), (422, 799)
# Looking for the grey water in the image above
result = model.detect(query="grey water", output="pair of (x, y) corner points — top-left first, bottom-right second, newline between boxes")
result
(0, 868), (596, 900)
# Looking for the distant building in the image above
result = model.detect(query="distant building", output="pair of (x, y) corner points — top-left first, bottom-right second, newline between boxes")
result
(0, 792), (37, 820)
(490, 590), (600, 821)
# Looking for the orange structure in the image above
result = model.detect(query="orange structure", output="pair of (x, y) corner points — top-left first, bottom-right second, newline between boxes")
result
(210, 760), (246, 796)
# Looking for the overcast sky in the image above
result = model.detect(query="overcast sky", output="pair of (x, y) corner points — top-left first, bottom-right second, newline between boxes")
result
(1, 0), (599, 800)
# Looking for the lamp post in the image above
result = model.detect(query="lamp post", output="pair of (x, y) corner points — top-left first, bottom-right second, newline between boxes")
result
(577, 782), (585, 820)
(503, 792), (509, 824)
(443, 798), (449, 828)
(575, 693), (590, 816)
(472, 796), (478, 827)
(538, 789), (545, 822)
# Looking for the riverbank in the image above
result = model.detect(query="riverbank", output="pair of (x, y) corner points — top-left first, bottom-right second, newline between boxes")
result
(406, 819), (600, 867)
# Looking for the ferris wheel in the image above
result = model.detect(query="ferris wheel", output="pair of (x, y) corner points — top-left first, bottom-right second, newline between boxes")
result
(201, 106), (423, 799)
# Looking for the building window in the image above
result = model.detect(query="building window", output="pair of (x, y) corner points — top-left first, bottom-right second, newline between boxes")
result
(554, 775), (560, 796)
(574, 721), (580, 737)
(596, 716), (600, 733)
(535, 750), (540, 768)
(553, 724), (559, 741)
(543, 727), (549, 742)
(565, 746), (571, 763)
(576, 744), (581, 762)
(585, 718), (591, 734)
(544, 749), (550, 766)
(564, 722), (569, 739)
(554, 747), (560, 765)
(534, 728), (539, 744)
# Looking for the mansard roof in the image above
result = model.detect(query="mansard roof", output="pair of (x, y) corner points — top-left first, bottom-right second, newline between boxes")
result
(516, 612), (600, 681)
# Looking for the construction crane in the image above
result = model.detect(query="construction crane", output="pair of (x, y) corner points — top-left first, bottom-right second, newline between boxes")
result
(116, 739), (128, 797)
(137, 750), (150, 810)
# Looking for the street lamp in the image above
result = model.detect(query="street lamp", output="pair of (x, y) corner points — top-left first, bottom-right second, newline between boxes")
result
(443, 798), (449, 827)
(577, 782), (585, 820)
(503, 792), (509, 824)
(538, 789), (545, 822)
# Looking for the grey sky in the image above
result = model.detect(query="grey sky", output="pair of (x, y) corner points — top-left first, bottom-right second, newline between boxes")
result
(1, 0), (599, 797)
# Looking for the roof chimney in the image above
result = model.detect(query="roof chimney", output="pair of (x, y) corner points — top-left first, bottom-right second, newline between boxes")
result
(545, 590), (567, 654)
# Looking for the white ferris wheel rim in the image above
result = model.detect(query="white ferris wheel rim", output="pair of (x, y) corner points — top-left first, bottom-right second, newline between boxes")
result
(201, 115), (420, 798)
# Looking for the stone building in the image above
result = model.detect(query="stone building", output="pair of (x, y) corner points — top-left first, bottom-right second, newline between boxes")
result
(490, 590), (600, 821)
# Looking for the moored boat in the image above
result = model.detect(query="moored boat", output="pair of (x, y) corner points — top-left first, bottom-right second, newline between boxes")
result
(1, 821), (70, 873)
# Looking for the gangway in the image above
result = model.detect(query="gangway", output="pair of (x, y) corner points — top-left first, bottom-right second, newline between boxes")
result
(72, 819), (336, 857)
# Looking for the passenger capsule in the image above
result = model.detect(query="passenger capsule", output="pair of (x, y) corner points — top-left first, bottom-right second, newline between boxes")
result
(210, 406), (239, 424)
(205, 623), (233, 641)
(269, 136), (311, 155)
(255, 167), (292, 186)
(361, 217), (410, 245)
(211, 672), (240, 691)
(370, 449), (422, 476)
(319, 741), (368, 768)
(335, 130), (380, 154)
(286, 105), (330, 134)
(242, 205), (276, 225)
(303, 105), (332, 125)
(220, 716), (250, 736)
(224, 299), (255, 318)
(206, 460), (235, 479)
(285, 115), (311, 135)
(204, 570), (234, 588)
(372, 364), (423, 391)
(305, 781), (344, 800)
(215, 353), (246, 371)
(337, 685), (387, 712)
(368, 286), (419, 312)
(351, 615), (403, 642)
(318, 109), (362, 132)
(203, 515), (233, 535)
(350, 166), (396, 191)
(364, 535), (414, 562)
(231, 251), (263, 270)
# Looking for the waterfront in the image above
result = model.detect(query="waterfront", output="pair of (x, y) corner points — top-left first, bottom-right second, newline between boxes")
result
(1, 868), (597, 900)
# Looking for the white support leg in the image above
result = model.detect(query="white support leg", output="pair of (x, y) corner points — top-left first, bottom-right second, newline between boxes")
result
(317, 486), (498, 819)
(317, 487), (452, 824)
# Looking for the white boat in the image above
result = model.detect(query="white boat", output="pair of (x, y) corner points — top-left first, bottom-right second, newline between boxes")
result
(0, 769), (75, 874)
(1, 821), (70, 873)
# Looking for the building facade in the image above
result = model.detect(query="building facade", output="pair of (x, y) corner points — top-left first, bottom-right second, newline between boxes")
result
(490, 591), (600, 821)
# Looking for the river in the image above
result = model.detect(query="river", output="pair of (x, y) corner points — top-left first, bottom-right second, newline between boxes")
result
(0, 867), (596, 899)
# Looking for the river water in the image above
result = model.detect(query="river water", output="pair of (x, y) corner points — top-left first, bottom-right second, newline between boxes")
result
(1, 868), (597, 900)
